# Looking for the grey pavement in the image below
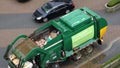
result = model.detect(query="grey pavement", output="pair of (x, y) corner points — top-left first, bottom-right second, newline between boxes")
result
(0, 48), (8, 68)
(0, 13), (44, 29)
(100, 39), (120, 64)
(94, 9), (120, 25)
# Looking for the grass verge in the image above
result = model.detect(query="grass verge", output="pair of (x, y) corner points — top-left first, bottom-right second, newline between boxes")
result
(102, 54), (120, 68)
(107, 0), (120, 7)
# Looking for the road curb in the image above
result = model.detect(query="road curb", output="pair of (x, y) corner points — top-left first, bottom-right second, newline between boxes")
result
(102, 57), (120, 68)
(105, 3), (120, 12)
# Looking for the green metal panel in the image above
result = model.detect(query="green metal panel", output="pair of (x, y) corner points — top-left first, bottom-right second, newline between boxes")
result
(60, 9), (91, 29)
(54, 21), (71, 32)
(60, 9), (82, 22)
(72, 25), (94, 48)
(98, 18), (108, 29)
(79, 39), (96, 49)
(63, 33), (72, 51)
(44, 34), (63, 50)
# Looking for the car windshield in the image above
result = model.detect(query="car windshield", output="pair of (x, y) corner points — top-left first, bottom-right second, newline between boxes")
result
(34, 10), (42, 17)
(41, 3), (53, 13)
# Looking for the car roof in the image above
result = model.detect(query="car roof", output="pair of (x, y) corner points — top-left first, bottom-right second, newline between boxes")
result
(48, 1), (66, 8)
(53, 0), (72, 3)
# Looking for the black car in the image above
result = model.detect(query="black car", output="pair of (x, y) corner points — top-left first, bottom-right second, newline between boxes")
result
(33, 1), (75, 23)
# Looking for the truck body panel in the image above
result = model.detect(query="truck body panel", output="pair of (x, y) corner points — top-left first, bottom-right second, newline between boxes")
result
(72, 25), (94, 48)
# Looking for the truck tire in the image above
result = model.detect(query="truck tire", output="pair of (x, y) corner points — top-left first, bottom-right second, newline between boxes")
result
(32, 64), (39, 68)
(73, 52), (82, 61)
(86, 45), (93, 53)
(97, 39), (103, 45)
(50, 63), (60, 68)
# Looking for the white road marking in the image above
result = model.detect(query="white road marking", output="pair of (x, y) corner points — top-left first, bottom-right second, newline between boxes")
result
(75, 37), (120, 68)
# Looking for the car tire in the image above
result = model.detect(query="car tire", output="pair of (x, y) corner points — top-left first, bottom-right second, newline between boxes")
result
(43, 18), (48, 23)
(65, 10), (70, 14)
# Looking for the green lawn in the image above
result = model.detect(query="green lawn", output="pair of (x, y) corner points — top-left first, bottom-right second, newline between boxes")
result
(107, 0), (120, 7)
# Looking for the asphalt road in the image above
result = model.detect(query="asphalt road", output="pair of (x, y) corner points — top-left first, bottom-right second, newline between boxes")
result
(0, 13), (43, 29)
(0, 9), (120, 29)
(0, 9), (120, 30)
(0, 48), (8, 68)
(94, 9), (120, 25)
(100, 38), (120, 64)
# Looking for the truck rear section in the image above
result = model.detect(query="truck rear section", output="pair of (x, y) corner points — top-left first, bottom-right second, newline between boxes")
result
(54, 7), (108, 60)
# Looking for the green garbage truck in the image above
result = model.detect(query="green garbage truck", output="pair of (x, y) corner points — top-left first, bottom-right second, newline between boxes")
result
(4, 7), (108, 68)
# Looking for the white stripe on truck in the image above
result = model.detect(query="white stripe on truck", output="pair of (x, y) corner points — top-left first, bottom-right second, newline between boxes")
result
(44, 40), (63, 50)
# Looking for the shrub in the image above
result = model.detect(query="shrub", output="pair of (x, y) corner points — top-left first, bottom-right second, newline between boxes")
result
(107, 0), (120, 7)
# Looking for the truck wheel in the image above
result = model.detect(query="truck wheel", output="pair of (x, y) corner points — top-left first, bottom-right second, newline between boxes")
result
(97, 39), (103, 45)
(86, 45), (93, 53)
(73, 53), (82, 61)
(51, 63), (60, 68)
(33, 64), (39, 68)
